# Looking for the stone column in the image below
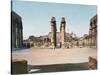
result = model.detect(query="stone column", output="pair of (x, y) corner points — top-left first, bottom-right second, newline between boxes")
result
(15, 26), (18, 48)
(19, 20), (23, 48)
(50, 17), (57, 48)
(60, 17), (66, 48)
(12, 19), (16, 48)
(85, 38), (86, 47)
(87, 38), (88, 47)
(88, 37), (90, 47)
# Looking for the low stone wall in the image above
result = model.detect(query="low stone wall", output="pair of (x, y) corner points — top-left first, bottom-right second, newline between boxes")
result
(11, 59), (28, 74)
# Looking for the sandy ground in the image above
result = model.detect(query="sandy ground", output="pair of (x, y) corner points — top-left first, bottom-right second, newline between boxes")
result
(12, 47), (97, 65)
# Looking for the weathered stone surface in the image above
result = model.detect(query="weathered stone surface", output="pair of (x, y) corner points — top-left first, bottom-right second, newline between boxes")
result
(60, 17), (66, 48)
(11, 59), (27, 74)
(88, 56), (97, 69)
(89, 15), (97, 48)
(50, 17), (57, 48)
(11, 11), (23, 48)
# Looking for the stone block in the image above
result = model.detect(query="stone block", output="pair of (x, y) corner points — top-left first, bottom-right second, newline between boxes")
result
(88, 56), (97, 69)
(11, 59), (28, 74)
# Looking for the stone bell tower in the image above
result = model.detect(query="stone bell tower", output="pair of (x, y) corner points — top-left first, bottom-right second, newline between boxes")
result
(50, 17), (57, 48)
(60, 17), (66, 48)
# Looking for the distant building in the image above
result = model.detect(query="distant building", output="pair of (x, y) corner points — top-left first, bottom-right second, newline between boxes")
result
(23, 39), (31, 48)
(48, 32), (75, 48)
(89, 15), (97, 47)
(48, 32), (60, 47)
(82, 15), (97, 48)
(11, 11), (23, 48)
(23, 35), (51, 48)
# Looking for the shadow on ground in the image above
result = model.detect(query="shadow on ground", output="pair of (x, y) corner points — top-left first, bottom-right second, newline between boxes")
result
(28, 62), (91, 73)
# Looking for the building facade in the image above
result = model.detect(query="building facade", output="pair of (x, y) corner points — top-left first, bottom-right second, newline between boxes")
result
(89, 15), (97, 47)
(11, 11), (23, 48)
(48, 32), (61, 47)
(82, 15), (97, 48)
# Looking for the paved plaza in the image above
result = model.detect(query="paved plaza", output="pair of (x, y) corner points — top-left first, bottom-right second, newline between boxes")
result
(12, 47), (97, 65)
(12, 47), (97, 73)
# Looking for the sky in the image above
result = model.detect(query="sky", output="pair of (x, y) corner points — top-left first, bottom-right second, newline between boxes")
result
(12, 1), (97, 40)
